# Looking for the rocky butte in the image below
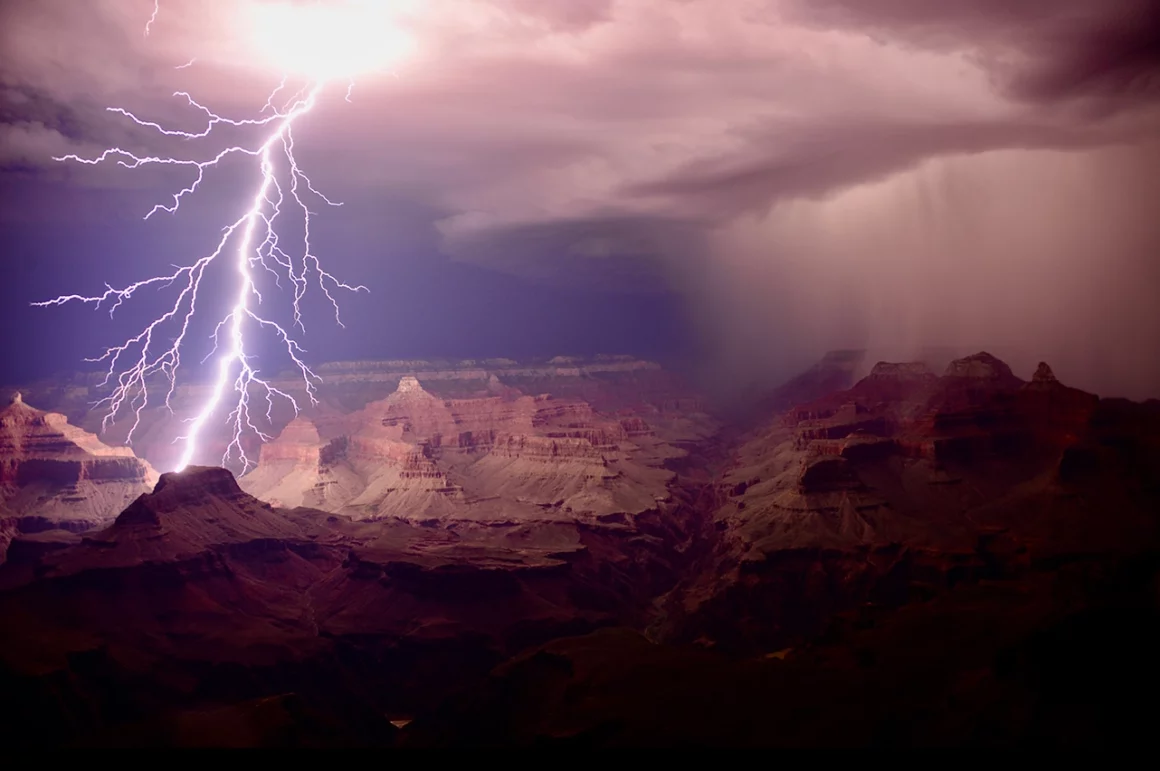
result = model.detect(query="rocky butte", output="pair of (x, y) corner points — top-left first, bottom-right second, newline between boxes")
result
(0, 392), (158, 562)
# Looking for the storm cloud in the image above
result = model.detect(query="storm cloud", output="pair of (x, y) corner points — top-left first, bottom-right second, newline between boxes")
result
(1, 0), (1158, 397)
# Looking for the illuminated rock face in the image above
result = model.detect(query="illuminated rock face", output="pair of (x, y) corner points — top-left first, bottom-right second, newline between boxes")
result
(0, 393), (158, 559)
(240, 372), (710, 521)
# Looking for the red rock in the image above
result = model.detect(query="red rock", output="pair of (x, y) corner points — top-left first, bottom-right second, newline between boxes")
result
(241, 374), (707, 522)
(0, 392), (158, 560)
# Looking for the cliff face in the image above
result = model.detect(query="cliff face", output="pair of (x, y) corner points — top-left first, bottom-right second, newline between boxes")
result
(0, 393), (158, 560)
(658, 353), (1157, 656)
(241, 373), (713, 522)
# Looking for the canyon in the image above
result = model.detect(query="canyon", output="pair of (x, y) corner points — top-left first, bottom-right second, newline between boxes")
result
(0, 353), (1157, 747)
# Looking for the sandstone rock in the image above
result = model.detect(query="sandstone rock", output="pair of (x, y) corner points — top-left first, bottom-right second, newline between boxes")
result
(0, 393), (158, 560)
(242, 374), (692, 523)
(942, 351), (1022, 384)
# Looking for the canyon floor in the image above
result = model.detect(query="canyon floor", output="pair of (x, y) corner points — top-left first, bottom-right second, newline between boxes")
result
(1, 353), (1157, 747)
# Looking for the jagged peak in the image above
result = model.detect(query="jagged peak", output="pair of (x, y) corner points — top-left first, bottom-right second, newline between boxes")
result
(394, 376), (433, 397)
(943, 352), (1018, 381)
(1033, 362), (1058, 383)
(1, 392), (40, 420)
(276, 415), (322, 441)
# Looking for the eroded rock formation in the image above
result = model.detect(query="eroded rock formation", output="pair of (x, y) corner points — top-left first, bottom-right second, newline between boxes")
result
(241, 373), (709, 522)
(658, 353), (1154, 658)
(0, 393), (158, 560)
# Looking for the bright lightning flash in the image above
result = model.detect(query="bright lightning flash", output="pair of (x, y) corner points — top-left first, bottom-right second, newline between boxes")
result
(35, 2), (415, 474)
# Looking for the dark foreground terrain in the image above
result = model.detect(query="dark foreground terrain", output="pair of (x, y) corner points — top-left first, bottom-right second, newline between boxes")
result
(1, 353), (1158, 747)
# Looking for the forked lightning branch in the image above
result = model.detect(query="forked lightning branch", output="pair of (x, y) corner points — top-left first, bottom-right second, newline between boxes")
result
(34, 4), (371, 473)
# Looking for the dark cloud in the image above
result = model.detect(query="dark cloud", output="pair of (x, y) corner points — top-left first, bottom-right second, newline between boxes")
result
(1011, 2), (1160, 105)
(440, 214), (706, 293)
(626, 118), (1118, 222)
(785, 0), (1160, 110)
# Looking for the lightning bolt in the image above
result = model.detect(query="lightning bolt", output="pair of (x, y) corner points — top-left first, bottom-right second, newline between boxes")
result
(145, 0), (159, 37)
(35, 8), (367, 474)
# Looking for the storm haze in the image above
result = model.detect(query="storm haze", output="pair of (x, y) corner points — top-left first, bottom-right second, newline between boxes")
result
(1, 0), (1158, 399)
(695, 140), (1160, 399)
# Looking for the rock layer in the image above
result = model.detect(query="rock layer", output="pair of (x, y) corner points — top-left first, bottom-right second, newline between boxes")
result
(0, 393), (158, 560)
(659, 353), (1151, 656)
(241, 374), (710, 522)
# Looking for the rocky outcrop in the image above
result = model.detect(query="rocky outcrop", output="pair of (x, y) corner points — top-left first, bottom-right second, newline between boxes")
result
(242, 374), (703, 523)
(1032, 361), (1058, 384)
(490, 434), (609, 463)
(783, 353), (1078, 464)
(253, 417), (323, 465)
(0, 393), (158, 560)
(941, 351), (1022, 384)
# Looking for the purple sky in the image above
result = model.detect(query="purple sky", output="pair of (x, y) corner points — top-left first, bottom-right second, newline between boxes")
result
(1, 0), (1158, 398)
